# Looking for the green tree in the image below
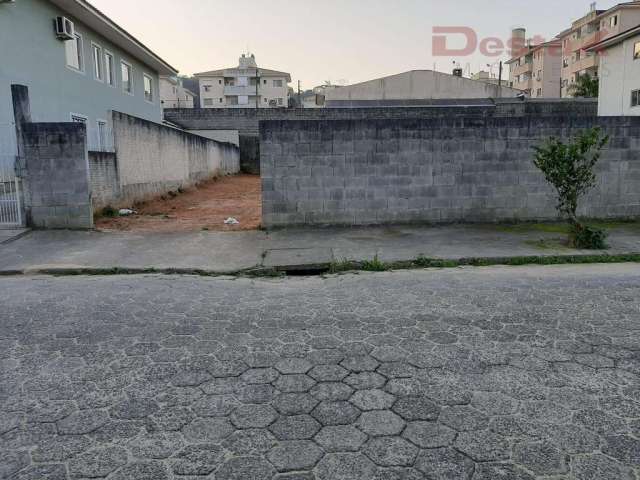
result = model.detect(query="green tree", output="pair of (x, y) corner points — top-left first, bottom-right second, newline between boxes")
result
(568, 74), (599, 98)
(533, 128), (609, 248)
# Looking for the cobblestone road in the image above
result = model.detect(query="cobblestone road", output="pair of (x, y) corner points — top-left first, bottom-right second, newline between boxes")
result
(1, 265), (640, 479)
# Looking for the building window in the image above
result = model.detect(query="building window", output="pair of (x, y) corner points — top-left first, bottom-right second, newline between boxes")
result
(264, 98), (268, 103)
(277, 98), (284, 106)
(634, 42), (640, 60)
(219, 98), (223, 103)
(273, 79), (283, 87)
(65, 33), (83, 71)
(105, 51), (115, 86)
(121, 61), (133, 94)
(91, 43), (103, 81)
(203, 98), (214, 106)
(610, 15), (618, 27)
(143, 74), (154, 102)
(219, 80), (222, 85)
(203, 85), (211, 92)
(537, 88), (542, 97)
(632, 90), (640, 108)
(97, 120), (108, 151)
(263, 79), (267, 85)
(563, 58), (569, 68)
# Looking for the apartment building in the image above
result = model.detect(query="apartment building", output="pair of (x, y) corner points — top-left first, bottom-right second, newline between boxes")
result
(160, 76), (195, 109)
(195, 54), (291, 109)
(506, 29), (562, 98)
(587, 24), (640, 115)
(0, 0), (177, 151)
(560, 1), (640, 97)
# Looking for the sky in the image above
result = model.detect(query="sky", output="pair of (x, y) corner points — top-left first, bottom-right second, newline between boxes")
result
(91, 0), (622, 89)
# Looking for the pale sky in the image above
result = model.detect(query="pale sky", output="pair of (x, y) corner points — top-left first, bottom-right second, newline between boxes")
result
(91, 0), (622, 89)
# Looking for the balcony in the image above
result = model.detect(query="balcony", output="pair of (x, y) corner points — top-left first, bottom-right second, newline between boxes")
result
(224, 85), (259, 96)
(572, 55), (599, 73)
(512, 62), (533, 77)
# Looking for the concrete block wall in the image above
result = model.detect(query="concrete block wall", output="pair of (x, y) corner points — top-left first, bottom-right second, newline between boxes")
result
(260, 115), (640, 228)
(21, 122), (93, 229)
(89, 151), (119, 211)
(111, 111), (240, 205)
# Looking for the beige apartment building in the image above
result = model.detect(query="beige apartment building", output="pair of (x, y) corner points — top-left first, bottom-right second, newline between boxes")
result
(560, 1), (640, 97)
(195, 54), (291, 109)
(507, 29), (562, 98)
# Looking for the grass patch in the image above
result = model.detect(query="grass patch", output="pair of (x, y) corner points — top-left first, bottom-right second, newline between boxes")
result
(329, 258), (355, 274)
(524, 238), (573, 251)
(361, 255), (389, 272)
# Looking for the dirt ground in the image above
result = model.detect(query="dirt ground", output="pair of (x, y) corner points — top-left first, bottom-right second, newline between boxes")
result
(96, 174), (261, 233)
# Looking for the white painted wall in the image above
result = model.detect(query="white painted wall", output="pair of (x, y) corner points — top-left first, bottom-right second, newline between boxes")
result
(188, 130), (240, 147)
(598, 34), (640, 116)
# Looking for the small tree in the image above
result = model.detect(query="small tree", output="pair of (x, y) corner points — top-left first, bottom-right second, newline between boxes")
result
(533, 128), (609, 248)
(568, 74), (599, 98)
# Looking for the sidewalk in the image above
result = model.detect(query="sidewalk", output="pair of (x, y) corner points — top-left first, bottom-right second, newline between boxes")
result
(1, 222), (639, 275)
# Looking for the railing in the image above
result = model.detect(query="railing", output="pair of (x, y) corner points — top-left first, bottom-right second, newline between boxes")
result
(86, 123), (115, 153)
(0, 124), (22, 226)
(224, 85), (259, 96)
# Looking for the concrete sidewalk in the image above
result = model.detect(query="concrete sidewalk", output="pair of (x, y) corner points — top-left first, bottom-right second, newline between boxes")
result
(1, 222), (639, 274)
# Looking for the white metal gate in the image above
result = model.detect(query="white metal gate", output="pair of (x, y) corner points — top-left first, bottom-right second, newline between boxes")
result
(0, 125), (22, 227)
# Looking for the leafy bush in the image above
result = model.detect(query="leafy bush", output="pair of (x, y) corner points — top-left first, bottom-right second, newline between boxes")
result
(533, 128), (609, 248)
(571, 224), (608, 250)
(361, 255), (388, 272)
(101, 205), (117, 217)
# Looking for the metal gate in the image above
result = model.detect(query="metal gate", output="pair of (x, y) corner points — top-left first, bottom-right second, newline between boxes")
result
(0, 125), (22, 227)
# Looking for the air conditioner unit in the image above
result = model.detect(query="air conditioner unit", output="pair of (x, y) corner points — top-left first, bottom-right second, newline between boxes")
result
(0, 0), (17, 4)
(54, 16), (75, 40)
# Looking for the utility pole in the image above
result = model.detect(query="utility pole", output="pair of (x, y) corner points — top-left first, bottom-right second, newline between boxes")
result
(256, 69), (260, 110)
(298, 80), (302, 110)
(498, 61), (503, 98)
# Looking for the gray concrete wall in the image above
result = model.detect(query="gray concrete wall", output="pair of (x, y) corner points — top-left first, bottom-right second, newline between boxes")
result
(21, 122), (93, 229)
(260, 115), (640, 228)
(89, 151), (119, 211)
(112, 111), (240, 204)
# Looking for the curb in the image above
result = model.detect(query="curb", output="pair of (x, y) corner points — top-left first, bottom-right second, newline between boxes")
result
(1, 252), (639, 278)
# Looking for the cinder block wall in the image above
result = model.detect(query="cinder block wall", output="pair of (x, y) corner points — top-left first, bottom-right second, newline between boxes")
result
(89, 151), (119, 211)
(260, 115), (640, 228)
(111, 111), (240, 205)
(21, 122), (93, 229)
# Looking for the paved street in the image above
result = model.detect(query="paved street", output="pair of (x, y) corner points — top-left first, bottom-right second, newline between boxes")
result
(1, 264), (640, 480)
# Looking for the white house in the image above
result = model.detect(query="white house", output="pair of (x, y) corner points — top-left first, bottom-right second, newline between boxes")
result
(587, 24), (640, 115)
(160, 76), (195, 109)
(195, 54), (291, 109)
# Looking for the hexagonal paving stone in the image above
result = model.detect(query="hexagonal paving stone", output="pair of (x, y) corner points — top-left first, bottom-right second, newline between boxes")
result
(315, 453), (378, 480)
(376, 363), (417, 379)
(222, 429), (278, 456)
(371, 467), (423, 480)
(191, 394), (238, 417)
(273, 393), (320, 415)
(171, 370), (212, 387)
(241, 368), (280, 384)
(128, 432), (184, 459)
(402, 421), (456, 448)
(454, 430), (511, 462)
(414, 447), (474, 479)
(392, 396), (439, 421)
(11, 464), (68, 480)
(309, 365), (349, 382)
(363, 437), (418, 466)
(357, 410), (405, 436)
(472, 463), (535, 480)
(236, 384), (277, 404)
(275, 374), (317, 393)
(109, 461), (170, 480)
(344, 372), (387, 390)
(0, 451), (30, 479)
(340, 356), (380, 373)
(207, 360), (248, 378)
(215, 456), (276, 480)
(312, 401), (361, 426)
(311, 383), (354, 402)
(439, 405), (489, 431)
(269, 414), (321, 440)
(231, 404), (278, 428)
(602, 435), (640, 464)
(182, 417), (234, 443)
(56, 409), (109, 435)
(314, 425), (368, 452)
(68, 446), (128, 479)
(512, 441), (569, 476)
(150, 406), (194, 431)
(110, 398), (159, 420)
(471, 391), (519, 416)
(349, 389), (396, 411)
(276, 358), (313, 374)
(267, 440), (325, 472)
(570, 454), (635, 480)
(273, 473), (315, 480)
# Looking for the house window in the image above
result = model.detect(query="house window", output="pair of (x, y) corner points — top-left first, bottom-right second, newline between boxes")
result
(219, 80), (222, 85)
(537, 88), (542, 97)
(610, 15), (618, 27)
(264, 98), (268, 103)
(219, 98), (223, 103)
(203, 85), (211, 92)
(143, 74), (154, 102)
(563, 58), (569, 68)
(105, 51), (115, 85)
(277, 98), (284, 106)
(121, 61), (133, 94)
(263, 79), (267, 85)
(97, 120), (108, 151)
(203, 98), (214, 106)
(92, 43), (103, 81)
(65, 33), (83, 71)
(273, 79), (283, 87)
(634, 42), (640, 60)
(632, 90), (640, 108)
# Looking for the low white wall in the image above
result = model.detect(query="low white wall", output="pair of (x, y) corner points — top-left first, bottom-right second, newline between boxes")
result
(111, 111), (240, 204)
(188, 129), (240, 147)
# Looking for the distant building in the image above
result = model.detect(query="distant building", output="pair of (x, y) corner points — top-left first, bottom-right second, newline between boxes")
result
(506, 28), (562, 98)
(471, 70), (510, 87)
(0, 0), (177, 150)
(194, 54), (291, 108)
(160, 76), (195, 109)
(322, 70), (523, 107)
(586, 24), (640, 115)
(559, 1), (640, 97)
